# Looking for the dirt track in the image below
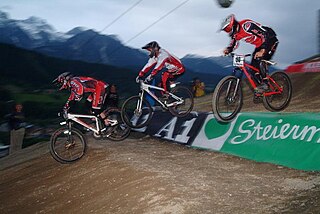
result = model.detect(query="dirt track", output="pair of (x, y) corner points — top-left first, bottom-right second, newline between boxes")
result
(1, 132), (320, 214)
(1, 73), (320, 213)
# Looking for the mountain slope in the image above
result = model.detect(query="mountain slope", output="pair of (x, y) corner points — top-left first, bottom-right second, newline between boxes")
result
(0, 10), (230, 75)
(0, 43), (137, 92)
(182, 54), (231, 76)
(0, 42), (224, 94)
(0, 11), (147, 69)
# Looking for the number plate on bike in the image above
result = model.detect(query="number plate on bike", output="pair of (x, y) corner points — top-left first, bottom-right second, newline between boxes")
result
(233, 55), (245, 66)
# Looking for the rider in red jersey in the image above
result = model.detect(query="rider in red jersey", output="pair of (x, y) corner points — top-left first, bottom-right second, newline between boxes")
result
(220, 14), (279, 92)
(136, 41), (185, 93)
(53, 72), (108, 113)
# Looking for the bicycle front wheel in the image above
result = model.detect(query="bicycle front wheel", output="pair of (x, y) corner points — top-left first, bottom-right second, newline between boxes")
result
(104, 108), (131, 141)
(121, 95), (153, 129)
(49, 127), (87, 164)
(168, 86), (194, 117)
(212, 76), (243, 122)
(263, 71), (292, 111)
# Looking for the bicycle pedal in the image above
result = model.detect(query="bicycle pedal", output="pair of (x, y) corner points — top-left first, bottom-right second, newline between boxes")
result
(253, 95), (262, 104)
(161, 105), (168, 112)
(103, 133), (111, 138)
(102, 127), (114, 135)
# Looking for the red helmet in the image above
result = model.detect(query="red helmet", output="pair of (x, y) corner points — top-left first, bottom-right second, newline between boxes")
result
(52, 72), (73, 90)
(221, 14), (238, 36)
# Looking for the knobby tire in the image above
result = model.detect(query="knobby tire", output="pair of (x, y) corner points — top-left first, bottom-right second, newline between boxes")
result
(50, 127), (86, 164)
(212, 76), (243, 122)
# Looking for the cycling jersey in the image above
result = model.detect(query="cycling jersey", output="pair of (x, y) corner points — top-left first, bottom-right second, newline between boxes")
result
(138, 49), (185, 91)
(226, 19), (277, 53)
(226, 19), (278, 78)
(66, 76), (108, 110)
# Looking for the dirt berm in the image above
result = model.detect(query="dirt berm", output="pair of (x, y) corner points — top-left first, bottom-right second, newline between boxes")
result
(1, 73), (320, 214)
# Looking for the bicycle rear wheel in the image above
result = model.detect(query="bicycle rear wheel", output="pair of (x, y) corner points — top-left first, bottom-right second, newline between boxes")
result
(104, 108), (131, 141)
(168, 86), (194, 117)
(263, 71), (292, 111)
(212, 76), (243, 122)
(50, 127), (86, 164)
(121, 95), (153, 129)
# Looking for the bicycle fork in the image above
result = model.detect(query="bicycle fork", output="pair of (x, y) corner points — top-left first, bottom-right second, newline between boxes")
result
(134, 91), (145, 116)
(64, 121), (74, 149)
(226, 78), (241, 103)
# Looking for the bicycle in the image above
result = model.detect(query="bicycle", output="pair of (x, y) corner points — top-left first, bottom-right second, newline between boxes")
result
(121, 80), (194, 128)
(50, 107), (130, 163)
(212, 53), (292, 122)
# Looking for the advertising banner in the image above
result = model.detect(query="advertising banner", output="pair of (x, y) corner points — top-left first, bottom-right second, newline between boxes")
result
(135, 109), (207, 145)
(193, 112), (320, 171)
(286, 61), (320, 73)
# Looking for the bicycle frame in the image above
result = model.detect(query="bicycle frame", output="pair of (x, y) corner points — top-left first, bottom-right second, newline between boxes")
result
(233, 54), (283, 97)
(138, 81), (184, 109)
(61, 113), (118, 135)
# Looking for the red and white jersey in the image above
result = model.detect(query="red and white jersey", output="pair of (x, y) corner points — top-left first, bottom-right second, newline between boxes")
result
(227, 19), (276, 51)
(68, 76), (107, 102)
(138, 49), (184, 77)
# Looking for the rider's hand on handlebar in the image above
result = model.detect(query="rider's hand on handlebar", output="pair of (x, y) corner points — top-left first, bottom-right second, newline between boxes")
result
(145, 74), (153, 83)
(62, 106), (69, 119)
(223, 48), (230, 56)
(135, 75), (142, 83)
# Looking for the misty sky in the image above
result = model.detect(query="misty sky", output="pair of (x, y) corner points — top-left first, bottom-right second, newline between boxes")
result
(0, 0), (319, 68)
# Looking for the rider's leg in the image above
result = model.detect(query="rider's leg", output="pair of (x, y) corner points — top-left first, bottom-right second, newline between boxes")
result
(99, 111), (110, 126)
(260, 39), (279, 84)
(161, 72), (170, 93)
(259, 61), (268, 81)
(92, 81), (107, 113)
(167, 67), (185, 88)
(94, 82), (107, 110)
(162, 66), (185, 92)
(252, 58), (269, 93)
(251, 48), (263, 84)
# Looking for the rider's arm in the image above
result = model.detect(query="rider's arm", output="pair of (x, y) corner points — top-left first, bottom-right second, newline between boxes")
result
(138, 58), (157, 77)
(64, 91), (77, 110)
(65, 80), (83, 108)
(150, 60), (166, 77)
(64, 100), (76, 111)
(226, 37), (239, 53)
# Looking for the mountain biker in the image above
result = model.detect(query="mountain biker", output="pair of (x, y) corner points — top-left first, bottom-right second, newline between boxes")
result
(52, 72), (108, 114)
(220, 14), (279, 93)
(136, 41), (185, 94)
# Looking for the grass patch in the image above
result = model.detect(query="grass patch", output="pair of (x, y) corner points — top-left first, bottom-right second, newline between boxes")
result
(14, 93), (65, 103)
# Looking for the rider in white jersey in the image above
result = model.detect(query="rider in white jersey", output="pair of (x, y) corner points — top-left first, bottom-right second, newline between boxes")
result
(136, 41), (185, 92)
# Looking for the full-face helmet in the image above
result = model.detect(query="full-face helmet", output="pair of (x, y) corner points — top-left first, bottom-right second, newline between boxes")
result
(52, 72), (73, 90)
(221, 14), (239, 36)
(142, 41), (161, 58)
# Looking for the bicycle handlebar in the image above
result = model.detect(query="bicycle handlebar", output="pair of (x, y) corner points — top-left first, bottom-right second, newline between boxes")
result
(57, 108), (68, 119)
(138, 79), (150, 84)
(261, 59), (277, 66)
(230, 53), (251, 57)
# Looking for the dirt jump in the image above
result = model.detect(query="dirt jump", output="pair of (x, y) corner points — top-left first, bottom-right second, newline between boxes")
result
(1, 73), (320, 214)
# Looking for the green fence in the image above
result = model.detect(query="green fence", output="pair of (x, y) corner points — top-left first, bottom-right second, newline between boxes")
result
(193, 112), (320, 171)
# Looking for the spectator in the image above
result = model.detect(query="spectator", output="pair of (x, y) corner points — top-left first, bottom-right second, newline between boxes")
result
(105, 84), (119, 108)
(8, 103), (26, 154)
(192, 78), (206, 97)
